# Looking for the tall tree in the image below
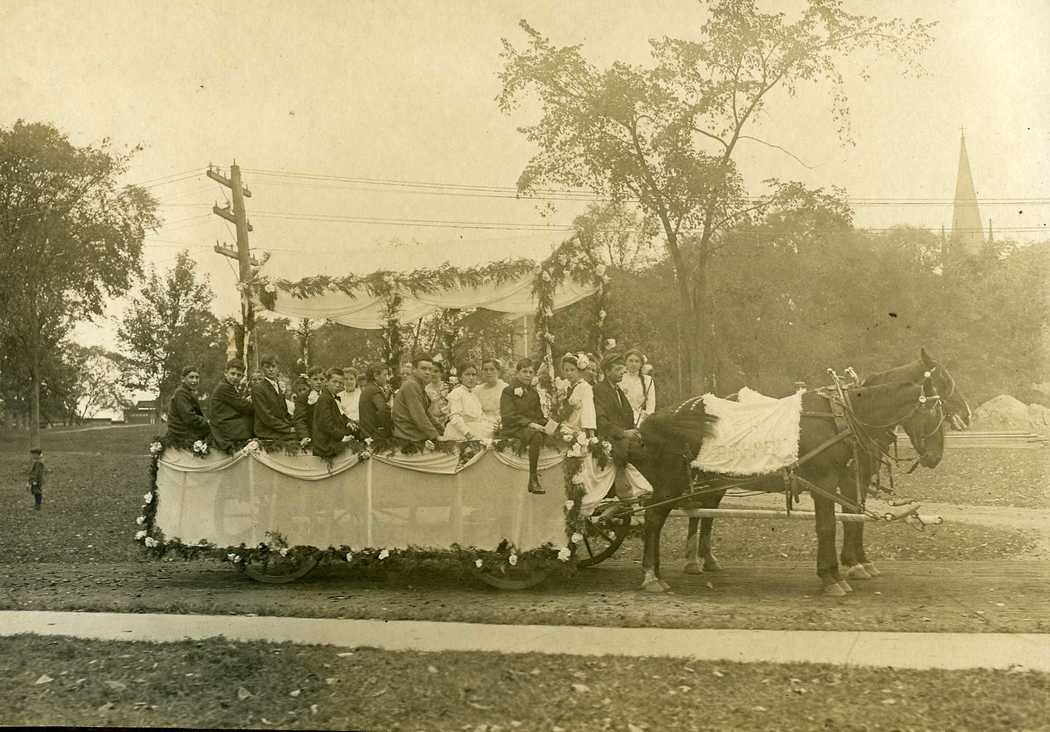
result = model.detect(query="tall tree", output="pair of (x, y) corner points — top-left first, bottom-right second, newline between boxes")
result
(0, 121), (159, 446)
(117, 251), (225, 417)
(498, 0), (933, 390)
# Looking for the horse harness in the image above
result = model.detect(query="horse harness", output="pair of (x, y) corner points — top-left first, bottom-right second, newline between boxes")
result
(638, 368), (945, 521)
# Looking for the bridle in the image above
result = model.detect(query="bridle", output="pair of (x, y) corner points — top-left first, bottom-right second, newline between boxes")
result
(841, 373), (946, 469)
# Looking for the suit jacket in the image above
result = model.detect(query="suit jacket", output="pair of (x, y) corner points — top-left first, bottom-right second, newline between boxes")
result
(166, 385), (210, 443)
(311, 389), (349, 459)
(498, 383), (545, 438)
(292, 390), (317, 442)
(209, 381), (253, 451)
(392, 377), (441, 441)
(358, 383), (392, 439)
(593, 379), (635, 441)
(251, 378), (295, 440)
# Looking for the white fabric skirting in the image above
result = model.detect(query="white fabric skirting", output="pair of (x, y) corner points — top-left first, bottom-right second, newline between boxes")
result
(155, 448), (572, 551)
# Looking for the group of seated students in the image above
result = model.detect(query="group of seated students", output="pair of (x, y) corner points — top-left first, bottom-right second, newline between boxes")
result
(165, 348), (656, 494)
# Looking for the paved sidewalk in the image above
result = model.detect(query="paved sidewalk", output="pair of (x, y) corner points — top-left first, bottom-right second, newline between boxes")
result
(2, 611), (1047, 672)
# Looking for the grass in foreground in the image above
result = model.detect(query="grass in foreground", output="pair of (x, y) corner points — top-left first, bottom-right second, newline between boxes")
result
(2, 635), (1046, 731)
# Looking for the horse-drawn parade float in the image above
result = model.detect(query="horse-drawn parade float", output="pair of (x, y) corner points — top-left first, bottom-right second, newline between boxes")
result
(136, 234), (971, 596)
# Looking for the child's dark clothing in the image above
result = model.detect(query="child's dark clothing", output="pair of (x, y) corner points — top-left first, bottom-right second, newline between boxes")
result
(28, 460), (44, 509)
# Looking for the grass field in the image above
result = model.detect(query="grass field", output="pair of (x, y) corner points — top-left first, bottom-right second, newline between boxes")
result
(2, 635), (1046, 731)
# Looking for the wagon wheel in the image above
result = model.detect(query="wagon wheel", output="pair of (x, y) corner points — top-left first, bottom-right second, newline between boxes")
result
(473, 566), (549, 590)
(242, 553), (319, 584)
(575, 505), (633, 568)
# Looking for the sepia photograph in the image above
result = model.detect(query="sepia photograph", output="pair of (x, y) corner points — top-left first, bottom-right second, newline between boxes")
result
(0, 1), (1047, 730)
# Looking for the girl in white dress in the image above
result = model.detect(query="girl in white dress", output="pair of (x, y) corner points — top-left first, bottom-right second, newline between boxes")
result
(559, 353), (596, 434)
(338, 368), (363, 425)
(442, 363), (494, 441)
(620, 349), (655, 426)
(474, 358), (508, 423)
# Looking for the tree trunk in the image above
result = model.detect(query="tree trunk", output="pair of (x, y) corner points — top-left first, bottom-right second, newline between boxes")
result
(29, 345), (41, 450)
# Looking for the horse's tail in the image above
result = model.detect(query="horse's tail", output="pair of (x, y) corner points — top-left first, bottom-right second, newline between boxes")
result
(641, 401), (717, 453)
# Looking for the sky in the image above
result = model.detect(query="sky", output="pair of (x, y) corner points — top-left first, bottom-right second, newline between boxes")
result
(1, 0), (1047, 351)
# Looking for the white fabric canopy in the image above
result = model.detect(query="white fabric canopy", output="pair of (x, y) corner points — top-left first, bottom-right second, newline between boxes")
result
(255, 275), (598, 329)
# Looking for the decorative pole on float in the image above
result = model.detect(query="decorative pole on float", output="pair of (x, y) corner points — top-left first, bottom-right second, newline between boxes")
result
(209, 162), (264, 371)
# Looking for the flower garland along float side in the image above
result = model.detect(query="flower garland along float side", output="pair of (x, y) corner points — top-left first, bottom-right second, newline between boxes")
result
(137, 434), (599, 588)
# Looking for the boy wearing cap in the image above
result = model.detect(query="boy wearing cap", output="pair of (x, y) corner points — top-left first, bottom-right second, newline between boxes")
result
(27, 448), (45, 510)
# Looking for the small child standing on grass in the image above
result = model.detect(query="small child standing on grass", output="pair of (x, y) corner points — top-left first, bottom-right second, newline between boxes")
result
(27, 448), (44, 510)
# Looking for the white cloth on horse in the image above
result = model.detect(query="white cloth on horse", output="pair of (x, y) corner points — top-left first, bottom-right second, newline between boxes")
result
(576, 458), (651, 518)
(692, 388), (803, 476)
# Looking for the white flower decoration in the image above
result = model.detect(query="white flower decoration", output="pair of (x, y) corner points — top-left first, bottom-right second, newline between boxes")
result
(144, 537), (158, 549)
(432, 353), (444, 363)
(576, 354), (591, 369)
(307, 390), (319, 405)
(244, 440), (260, 454)
(364, 437), (374, 445)
(148, 441), (163, 455)
(564, 500), (576, 511)
(279, 548), (289, 557)
(544, 332), (555, 343)
(192, 440), (208, 455)
(345, 552), (353, 562)
(567, 444), (584, 458)
(449, 367), (457, 376)
(598, 310), (607, 321)
(589, 436), (599, 445)
(605, 338), (617, 349)
(571, 532), (584, 545)
(557, 547), (571, 562)
(359, 450), (372, 459)
(264, 282), (277, 294)
(144, 493), (154, 504)
(543, 307), (554, 317)
(136, 516), (146, 526)
(448, 376), (459, 385)
(475, 558), (483, 569)
(513, 387), (524, 397)
(135, 530), (147, 541)
(378, 549), (390, 560)
(575, 432), (589, 446)
(508, 554), (518, 567)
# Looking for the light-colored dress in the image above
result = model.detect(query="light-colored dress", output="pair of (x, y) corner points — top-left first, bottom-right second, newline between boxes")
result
(474, 379), (508, 421)
(562, 379), (597, 432)
(442, 384), (495, 441)
(339, 388), (362, 423)
(620, 372), (655, 426)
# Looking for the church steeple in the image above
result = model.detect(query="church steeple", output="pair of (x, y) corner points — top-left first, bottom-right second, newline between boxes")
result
(950, 130), (984, 256)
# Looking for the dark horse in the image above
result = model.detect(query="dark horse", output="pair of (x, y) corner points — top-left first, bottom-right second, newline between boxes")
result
(638, 349), (970, 595)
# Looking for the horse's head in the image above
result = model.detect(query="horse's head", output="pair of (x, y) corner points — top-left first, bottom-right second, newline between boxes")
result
(863, 348), (972, 431)
(848, 380), (946, 469)
(898, 376), (948, 468)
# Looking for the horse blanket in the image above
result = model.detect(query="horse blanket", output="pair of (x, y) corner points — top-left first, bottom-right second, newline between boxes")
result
(691, 387), (803, 476)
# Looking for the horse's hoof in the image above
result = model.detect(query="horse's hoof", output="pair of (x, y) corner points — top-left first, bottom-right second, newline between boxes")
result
(703, 556), (723, 572)
(837, 580), (854, 593)
(640, 579), (667, 593)
(844, 564), (873, 580)
(822, 583), (847, 597)
(683, 562), (704, 575)
(862, 562), (882, 577)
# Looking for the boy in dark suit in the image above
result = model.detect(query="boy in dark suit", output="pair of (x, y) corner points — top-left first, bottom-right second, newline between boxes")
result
(593, 352), (646, 471)
(292, 366), (326, 448)
(166, 366), (210, 443)
(251, 354), (296, 441)
(209, 359), (254, 451)
(311, 368), (352, 460)
(498, 358), (548, 494)
(359, 363), (393, 439)
(27, 448), (44, 510)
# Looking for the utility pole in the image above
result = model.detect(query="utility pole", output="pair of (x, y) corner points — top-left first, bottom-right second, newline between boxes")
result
(208, 162), (263, 371)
